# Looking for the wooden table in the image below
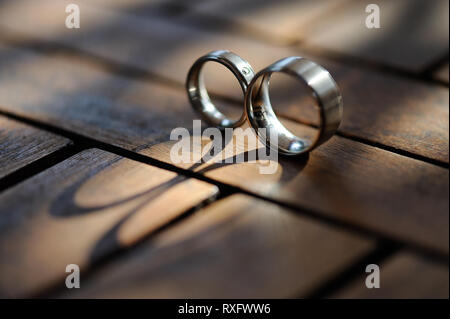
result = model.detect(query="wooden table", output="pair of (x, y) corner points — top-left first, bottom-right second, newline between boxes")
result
(0, 0), (448, 298)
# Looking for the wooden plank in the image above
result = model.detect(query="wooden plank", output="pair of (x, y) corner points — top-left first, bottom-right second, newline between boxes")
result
(89, 0), (204, 9)
(0, 148), (218, 297)
(57, 194), (374, 298)
(0, 44), (201, 151)
(0, 115), (71, 179)
(0, 2), (447, 163)
(0, 0), (297, 84)
(330, 252), (449, 298)
(73, 0), (196, 19)
(0, 44), (447, 254)
(301, 0), (449, 72)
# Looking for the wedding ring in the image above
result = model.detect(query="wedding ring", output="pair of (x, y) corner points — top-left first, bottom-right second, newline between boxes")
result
(186, 50), (255, 128)
(245, 57), (343, 155)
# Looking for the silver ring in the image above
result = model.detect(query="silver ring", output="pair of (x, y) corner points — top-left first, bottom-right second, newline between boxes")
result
(245, 57), (343, 155)
(186, 50), (255, 128)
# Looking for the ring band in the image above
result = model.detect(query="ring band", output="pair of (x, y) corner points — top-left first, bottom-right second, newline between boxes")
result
(245, 57), (343, 155)
(186, 50), (255, 128)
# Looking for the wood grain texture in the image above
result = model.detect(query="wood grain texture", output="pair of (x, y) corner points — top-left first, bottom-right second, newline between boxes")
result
(330, 252), (449, 299)
(0, 115), (71, 179)
(434, 63), (449, 83)
(0, 44), (447, 254)
(301, 0), (449, 72)
(0, 148), (218, 298)
(69, 0), (195, 20)
(0, 0), (297, 84)
(0, 1), (447, 163)
(147, 126), (449, 255)
(181, 0), (348, 43)
(266, 63), (449, 164)
(58, 194), (374, 298)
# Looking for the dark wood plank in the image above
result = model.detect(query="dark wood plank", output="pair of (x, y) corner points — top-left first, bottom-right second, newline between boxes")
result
(149, 125), (449, 255)
(71, 0), (194, 19)
(267, 62), (449, 164)
(181, 0), (348, 43)
(0, 2), (447, 163)
(0, 148), (218, 297)
(181, 0), (449, 71)
(301, 0), (449, 72)
(0, 0), (297, 84)
(0, 44), (447, 254)
(0, 115), (71, 179)
(57, 194), (374, 298)
(330, 252), (449, 298)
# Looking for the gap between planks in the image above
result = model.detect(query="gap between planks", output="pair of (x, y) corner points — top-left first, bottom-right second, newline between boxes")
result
(32, 187), (225, 299)
(0, 107), (448, 265)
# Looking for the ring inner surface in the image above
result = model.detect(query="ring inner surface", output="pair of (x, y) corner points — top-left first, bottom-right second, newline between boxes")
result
(251, 72), (314, 154)
(196, 61), (243, 127)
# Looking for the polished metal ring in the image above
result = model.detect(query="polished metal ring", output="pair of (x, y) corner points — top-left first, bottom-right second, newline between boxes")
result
(186, 50), (255, 128)
(245, 57), (343, 155)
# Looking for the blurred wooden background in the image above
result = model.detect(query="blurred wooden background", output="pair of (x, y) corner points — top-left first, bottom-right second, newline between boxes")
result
(0, 0), (448, 298)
